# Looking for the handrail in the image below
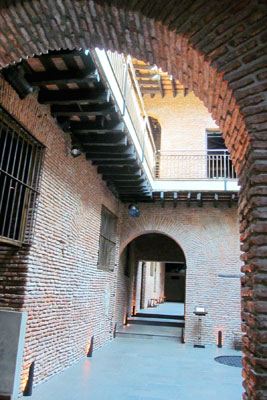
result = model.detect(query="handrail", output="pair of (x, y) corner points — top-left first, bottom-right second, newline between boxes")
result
(154, 152), (237, 180)
(99, 49), (157, 174)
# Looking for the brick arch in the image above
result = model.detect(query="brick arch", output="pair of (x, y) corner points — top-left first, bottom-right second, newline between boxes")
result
(119, 205), (241, 347)
(120, 229), (187, 262)
(0, 1), (265, 398)
(0, 1), (266, 175)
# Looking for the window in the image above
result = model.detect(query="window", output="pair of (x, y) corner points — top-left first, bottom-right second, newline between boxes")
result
(98, 206), (117, 271)
(206, 130), (236, 179)
(0, 108), (44, 245)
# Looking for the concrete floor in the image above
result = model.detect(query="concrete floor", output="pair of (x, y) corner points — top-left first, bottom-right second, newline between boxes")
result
(26, 338), (242, 400)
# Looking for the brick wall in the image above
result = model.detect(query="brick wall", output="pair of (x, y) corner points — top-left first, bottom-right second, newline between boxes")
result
(119, 201), (242, 347)
(0, 2), (266, 397)
(0, 76), (121, 389)
(144, 93), (218, 179)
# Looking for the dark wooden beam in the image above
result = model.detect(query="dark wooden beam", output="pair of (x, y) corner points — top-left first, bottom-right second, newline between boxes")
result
(38, 89), (110, 104)
(51, 104), (117, 117)
(115, 182), (149, 188)
(102, 175), (145, 182)
(158, 76), (164, 98)
(92, 159), (137, 166)
(80, 133), (127, 146)
(86, 153), (136, 161)
(173, 191), (178, 208)
(83, 144), (134, 154)
(116, 188), (151, 194)
(214, 193), (219, 208)
(187, 192), (191, 207)
(25, 68), (99, 86)
(47, 50), (85, 59)
(170, 76), (176, 97)
(98, 166), (141, 175)
(197, 193), (203, 207)
(70, 120), (124, 134)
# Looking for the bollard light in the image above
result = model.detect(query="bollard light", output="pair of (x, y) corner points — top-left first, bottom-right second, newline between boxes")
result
(23, 362), (35, 397)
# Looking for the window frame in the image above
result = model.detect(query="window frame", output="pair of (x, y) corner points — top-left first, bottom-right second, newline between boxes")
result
(0, 107), (45, 247)
(97, 205), (118, 272)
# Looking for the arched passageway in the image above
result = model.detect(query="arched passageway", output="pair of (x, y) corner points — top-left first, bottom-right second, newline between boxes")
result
(119, 233), (186, 312)
(0, 2), (266, 398)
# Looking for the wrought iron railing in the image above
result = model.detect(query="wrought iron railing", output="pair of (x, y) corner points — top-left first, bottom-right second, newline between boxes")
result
(154, 150), (237, 180)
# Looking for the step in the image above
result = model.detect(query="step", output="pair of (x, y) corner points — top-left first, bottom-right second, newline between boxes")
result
(116, 331), (181, 342)
(127, 316), (184, 328)
(135, 313), (184, 320)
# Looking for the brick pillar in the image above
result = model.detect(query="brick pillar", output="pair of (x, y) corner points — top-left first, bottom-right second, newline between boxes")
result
(239, 135), (267, 400)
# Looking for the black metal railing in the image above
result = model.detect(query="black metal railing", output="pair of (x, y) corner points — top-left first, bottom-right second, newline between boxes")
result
(0, 109), (44, 245)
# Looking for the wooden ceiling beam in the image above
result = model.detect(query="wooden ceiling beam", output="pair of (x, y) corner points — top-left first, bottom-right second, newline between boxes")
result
(86, 153), (136, 161)
(25, 68), (99, 86)
(38, 89), (110, 105)
(78, 133), (127, 146)
(70, 120), (124, 134)
(82, 144), (133, 154)
(92, 159), (137, 166)
(51, 104), (116, 117)
(102, 174), (146, 182)
(98, 166), (141, 175)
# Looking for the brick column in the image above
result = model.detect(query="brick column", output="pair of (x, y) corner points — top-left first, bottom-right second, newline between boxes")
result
(239, 135), (267, 400)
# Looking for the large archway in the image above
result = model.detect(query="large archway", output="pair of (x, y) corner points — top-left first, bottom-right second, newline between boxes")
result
(0, 2), (266, 398)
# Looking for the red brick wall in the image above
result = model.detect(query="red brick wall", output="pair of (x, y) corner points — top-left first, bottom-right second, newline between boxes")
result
(144, 93), (218, 179)
(119, 201), (242, 347)
(0, 76), (121, 389)
(0, 2), (266, 397)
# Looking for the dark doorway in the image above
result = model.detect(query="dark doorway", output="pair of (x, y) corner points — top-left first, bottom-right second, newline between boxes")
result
(164, 262), (186, 302)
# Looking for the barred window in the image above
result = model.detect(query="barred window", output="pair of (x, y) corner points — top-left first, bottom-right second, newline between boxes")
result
(98, 206), (117, 271)
(0, 108), (44, 246)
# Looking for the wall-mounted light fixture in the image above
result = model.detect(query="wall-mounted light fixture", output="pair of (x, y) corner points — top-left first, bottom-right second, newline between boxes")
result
(217, 330), (223, 348)
(128, 204), (139, 218)
(2, 65), (34, 99)
(87, 336), (94, 358)
(71, 145), (82, 158)
(23, 361), (35, 397)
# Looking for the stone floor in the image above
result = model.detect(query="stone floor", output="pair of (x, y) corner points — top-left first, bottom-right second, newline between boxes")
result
(26, 338), (242, 400)
(138, 302), (184, 316)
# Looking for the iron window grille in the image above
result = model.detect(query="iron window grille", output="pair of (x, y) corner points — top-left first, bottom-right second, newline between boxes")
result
(0, 108), (44, 246)
(98, 206), (117, 271)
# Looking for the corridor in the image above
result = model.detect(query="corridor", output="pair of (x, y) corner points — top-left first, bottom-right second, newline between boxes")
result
(25, 303), (242, 400)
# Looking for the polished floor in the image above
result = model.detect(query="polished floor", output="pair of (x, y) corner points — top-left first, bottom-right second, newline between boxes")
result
(26, 320), (242, 400)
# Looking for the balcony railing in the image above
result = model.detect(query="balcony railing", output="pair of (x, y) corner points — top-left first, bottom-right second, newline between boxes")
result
(94, 49), (156, 176)
(94, 49), (237, 185)
(154, 150), (237, 180)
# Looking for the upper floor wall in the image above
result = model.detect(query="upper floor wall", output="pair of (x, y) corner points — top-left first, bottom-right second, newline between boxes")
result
(144, 92), (217, 152)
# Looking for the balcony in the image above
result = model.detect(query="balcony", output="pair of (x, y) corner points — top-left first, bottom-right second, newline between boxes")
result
(93, 49), (240, 195)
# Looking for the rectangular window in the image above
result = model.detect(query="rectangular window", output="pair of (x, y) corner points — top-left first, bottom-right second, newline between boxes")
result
(98, 206), (117, 271)
(206, 130), (236, 179)
(0, 108), (44, 246)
